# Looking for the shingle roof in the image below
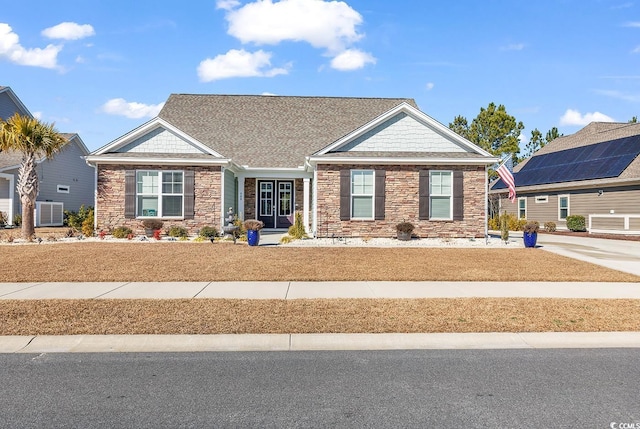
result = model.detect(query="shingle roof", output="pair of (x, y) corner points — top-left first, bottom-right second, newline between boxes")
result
(157, 94), (418, 168)
(0, 150), (23, 170)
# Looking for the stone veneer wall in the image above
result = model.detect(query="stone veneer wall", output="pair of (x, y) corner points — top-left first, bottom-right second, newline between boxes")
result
(97, 164), (222, 235)
(315, 164), (486, 238)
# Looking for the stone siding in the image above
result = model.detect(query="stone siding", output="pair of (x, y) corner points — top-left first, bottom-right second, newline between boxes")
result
(97, 164), (222, 235)
(315, 164), (486, 238)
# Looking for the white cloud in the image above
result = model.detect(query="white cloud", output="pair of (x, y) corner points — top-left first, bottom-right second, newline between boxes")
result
(42, 22), (95, 40)
(632, 45), (640, 53)
(197, 49), (289, 81)
(425, 82), (435, 91)
(594, 89), (640, 102)
(500, 43), (525, 51)
(330, 49), (375, 71)
(101, 98), (165, 119)
(0, 23), (61, 69)
(559, 109), (616, 126)
(226, 0), (364, 53)
(32, 111), (43, 120)
(623, 21), (640, 27)
(216, 0), (241, 10)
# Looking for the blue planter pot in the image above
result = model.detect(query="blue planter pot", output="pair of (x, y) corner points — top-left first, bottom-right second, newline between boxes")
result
(247, 229), (260, 246)
(523, 232), (537, 248)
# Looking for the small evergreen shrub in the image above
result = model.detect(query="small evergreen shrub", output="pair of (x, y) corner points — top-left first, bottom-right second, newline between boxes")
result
(500, 211), (509, 242)
(544, 221), (557, 232)
(0, 211), (6, 226)
(199, 226), (218, 238)
(488, 215), (499, 230)
(288, 212), (308, 239)
(64, 205), (93, 231)
(112, 226), (133, 239)
(81, 208), (94, 237)
(167, 225), (188, 238)
(566, 215), (586, 232)
(13, 214), (21, 226)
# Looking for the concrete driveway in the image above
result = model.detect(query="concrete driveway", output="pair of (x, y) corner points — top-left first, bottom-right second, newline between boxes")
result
(512, 232), (640, 277)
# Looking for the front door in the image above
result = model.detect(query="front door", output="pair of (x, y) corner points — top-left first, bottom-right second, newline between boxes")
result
(257, 180), (294, 229)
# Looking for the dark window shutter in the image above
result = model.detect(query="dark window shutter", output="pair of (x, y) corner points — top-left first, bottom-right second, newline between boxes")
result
(453, 170), (464, 221)
(374, 170), (385, 220)
(184, 170), (195, 219)
(124, 170), (136, 219)
(340, 170), (351, 220)
(419, 169), (430, 220)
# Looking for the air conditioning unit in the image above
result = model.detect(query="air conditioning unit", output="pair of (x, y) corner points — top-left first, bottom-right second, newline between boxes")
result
(35, 201), (64, 227)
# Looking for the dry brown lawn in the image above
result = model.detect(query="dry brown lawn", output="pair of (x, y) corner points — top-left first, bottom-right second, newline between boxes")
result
(0, 242), (638, 282)
(2, 241), (639, 335)
(2, 298), (640, 335)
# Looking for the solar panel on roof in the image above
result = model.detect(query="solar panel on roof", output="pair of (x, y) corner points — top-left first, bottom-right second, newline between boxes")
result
(493, 135), (640, 189)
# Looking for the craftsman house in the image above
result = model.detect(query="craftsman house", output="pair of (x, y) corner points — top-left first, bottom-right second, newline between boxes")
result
(0, 86), (95, 226)
(87, 94), (498, 238)
(491, 122), (640, 234)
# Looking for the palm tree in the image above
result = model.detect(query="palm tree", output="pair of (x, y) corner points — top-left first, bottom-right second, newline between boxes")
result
(0, 113), (67, 240)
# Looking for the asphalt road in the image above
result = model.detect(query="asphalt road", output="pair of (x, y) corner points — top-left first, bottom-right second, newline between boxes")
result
(1, 349), (638, 428)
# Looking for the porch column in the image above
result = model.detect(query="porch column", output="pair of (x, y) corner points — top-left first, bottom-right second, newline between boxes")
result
(303, 177), (310, 233)
(238, 176), (245, 220)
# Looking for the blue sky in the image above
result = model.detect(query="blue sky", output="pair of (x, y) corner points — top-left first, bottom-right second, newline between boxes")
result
(1, 0), (639, 152)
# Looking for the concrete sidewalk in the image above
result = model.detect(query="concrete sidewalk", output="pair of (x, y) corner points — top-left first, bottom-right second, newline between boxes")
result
(1, 280), (640, 353)
(2, 281), (640, 300)
(0, 281), (640, 300)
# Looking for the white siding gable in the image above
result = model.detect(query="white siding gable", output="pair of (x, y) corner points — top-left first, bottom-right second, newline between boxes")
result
(116, 127), (205, 154)
(337, 112), (468, 153)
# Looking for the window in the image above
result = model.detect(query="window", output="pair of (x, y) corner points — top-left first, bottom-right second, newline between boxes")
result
(518, 197), (527, 219)
(429, 171), (452, 219)
(559, 195), (569, 220)
(351, 170), (374, 219)
(535, 195), (548, 203)
(136, 170), (183, 217)
(56, 185), (69, 194)
(278, 182), (292, 217)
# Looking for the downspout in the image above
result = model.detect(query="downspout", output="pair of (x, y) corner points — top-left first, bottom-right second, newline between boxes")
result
(312, 164), (318, 237)
(484, 164), (489, 244)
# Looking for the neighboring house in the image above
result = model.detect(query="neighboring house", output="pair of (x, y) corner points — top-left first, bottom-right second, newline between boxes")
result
(0, 86), (95, 226)
(86, 94), (498, 238)
(491, 122), (640, 234)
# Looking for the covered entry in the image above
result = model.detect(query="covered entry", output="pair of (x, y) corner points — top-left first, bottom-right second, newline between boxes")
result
(257, 180), (294, 229)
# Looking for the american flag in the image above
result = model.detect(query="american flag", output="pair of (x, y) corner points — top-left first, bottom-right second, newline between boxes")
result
(496, 159), (516, 203)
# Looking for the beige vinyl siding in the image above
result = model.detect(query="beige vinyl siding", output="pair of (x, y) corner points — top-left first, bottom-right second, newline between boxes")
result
(499, 185), (640, 230)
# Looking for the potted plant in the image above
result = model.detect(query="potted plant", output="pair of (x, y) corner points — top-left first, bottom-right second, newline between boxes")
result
(523, 220), (539, 248)
(396, 221), (414, 241)
(243, 219), (264, 246)
(142, 219), (163, 237)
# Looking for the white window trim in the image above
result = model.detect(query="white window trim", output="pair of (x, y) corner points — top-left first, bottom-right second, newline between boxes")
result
(56, 184), (70, 194)
(136, 170), (184, 219)
(518, 197), (527, 219)
(558, 194), (570, 221)
(535, 195), (548, 203)
(350, 169), (375, 220)
(429, 170), (453, 220)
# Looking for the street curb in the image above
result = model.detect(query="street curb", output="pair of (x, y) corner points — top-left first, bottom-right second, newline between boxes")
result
(2, 332), (640, 353)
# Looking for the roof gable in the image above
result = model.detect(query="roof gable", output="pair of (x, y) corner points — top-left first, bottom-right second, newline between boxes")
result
(0, 86), (32, 119)
(317, 103), (493, 157)
(92, 118), (222, 157)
